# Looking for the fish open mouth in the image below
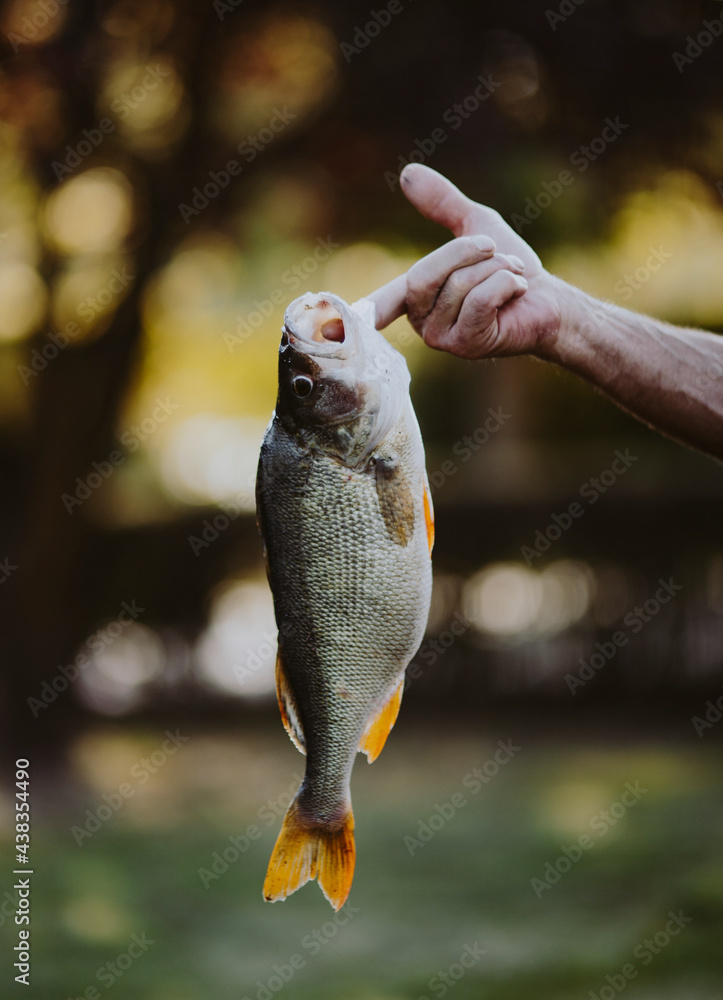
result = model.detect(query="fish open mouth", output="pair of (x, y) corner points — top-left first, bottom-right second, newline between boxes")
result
(291, 297), (346, 344)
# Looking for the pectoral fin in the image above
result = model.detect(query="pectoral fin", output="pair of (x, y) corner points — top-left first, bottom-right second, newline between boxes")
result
(275, 650), (306, 754)
(423, 478), (435, 555)
(374, 454), (415, 547)
(359, 677), (404, 762)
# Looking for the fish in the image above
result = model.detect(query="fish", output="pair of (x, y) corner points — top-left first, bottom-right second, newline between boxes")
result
(256, 291), (434, 910)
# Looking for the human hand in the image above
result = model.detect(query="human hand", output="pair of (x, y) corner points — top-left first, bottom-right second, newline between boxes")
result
(368, 163), (566, 359)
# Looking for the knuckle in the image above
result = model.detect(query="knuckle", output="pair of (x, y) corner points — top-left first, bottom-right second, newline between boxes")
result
(406, 262), (428, 297)
(465, 282), (492, 310)
(444, 269), (468, 298)
(421, 323), (443, 350)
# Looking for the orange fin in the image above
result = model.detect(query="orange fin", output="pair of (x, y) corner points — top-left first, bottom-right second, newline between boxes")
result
(275, 651), (306, 754)
(359, 677), (404, 763)
(263, 797), (355, 911)
(423, 479), (435, 555)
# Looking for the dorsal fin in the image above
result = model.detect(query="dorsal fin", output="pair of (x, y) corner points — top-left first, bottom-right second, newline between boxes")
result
(275, 650), (306, 754)
(359, 677), (404, 762)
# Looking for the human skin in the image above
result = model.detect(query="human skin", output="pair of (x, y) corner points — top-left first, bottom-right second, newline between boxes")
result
(368, 163), (723, 460)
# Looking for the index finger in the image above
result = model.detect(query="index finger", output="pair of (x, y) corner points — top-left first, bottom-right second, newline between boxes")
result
(367, 273), (408, 330)
(368, 234), (497, 330)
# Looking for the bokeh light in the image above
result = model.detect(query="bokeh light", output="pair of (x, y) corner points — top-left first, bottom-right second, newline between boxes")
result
(99, 56), (188, 152)
(0, 0), (68, 48)
(213, 13), (340, 138)
(463, 560), (594, 639)
(157, 414), (266, 507)
(77, 623), (166, 716)
(196, 579), (277, 698)
(43, 167), (134, 256)
(0, 260), (47, 342)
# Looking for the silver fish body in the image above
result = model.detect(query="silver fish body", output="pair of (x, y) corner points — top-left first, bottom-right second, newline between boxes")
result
(257, 292), (433, 908)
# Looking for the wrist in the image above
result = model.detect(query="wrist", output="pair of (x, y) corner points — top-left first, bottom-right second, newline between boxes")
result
(531, 274), (599, 366)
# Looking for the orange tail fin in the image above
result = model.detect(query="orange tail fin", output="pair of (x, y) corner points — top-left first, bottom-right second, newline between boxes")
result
(263, 797), (355, 911)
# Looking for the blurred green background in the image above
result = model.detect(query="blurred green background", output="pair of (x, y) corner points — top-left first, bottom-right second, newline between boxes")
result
(0, 0), (722, 996)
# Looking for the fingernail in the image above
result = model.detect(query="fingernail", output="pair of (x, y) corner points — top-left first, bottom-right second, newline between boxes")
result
(515, 275), (528, 289)
(471, 234), (495, 253)
(509, 255), (525, 270)
(400, 163), (420, 184)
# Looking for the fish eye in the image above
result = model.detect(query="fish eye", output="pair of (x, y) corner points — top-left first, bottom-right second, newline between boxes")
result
(292, 375), (314, 398)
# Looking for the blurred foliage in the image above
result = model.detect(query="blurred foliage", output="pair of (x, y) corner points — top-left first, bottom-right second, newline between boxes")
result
(0, 0), (721, 749)
(12, 723), (723, 998)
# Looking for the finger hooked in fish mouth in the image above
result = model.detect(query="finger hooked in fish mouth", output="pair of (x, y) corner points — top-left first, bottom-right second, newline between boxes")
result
(297, 300), (346, 343)
(318, 318), (345, 342)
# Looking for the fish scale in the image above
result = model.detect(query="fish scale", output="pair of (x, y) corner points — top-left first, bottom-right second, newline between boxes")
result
(257, 291), (433, 909)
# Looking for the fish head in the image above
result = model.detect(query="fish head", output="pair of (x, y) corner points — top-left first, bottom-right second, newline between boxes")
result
(275, 292), (409, 465)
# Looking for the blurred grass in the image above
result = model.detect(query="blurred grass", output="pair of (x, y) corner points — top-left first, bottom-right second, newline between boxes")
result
(4, 722), (723, 999)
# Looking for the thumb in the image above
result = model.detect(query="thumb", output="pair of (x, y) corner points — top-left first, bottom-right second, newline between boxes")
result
(399, 163), (541, 271)
(399, 163), (492, 237)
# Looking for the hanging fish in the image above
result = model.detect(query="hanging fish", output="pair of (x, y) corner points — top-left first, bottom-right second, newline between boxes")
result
(256, 292), (434, 910)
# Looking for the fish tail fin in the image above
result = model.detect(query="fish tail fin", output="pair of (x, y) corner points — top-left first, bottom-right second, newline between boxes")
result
(263, 796), (355, 911)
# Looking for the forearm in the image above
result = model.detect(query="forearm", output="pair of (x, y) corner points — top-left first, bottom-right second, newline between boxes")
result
(537, 277), (723, 459)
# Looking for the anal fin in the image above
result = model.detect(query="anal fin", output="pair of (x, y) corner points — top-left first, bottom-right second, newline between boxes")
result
(276, 651), (306, 754)
(359, 677), (404, 763)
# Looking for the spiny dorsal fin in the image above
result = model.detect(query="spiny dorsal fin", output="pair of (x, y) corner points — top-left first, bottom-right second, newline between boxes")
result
(275, 650), (306, 754)
(359, 677), (404, 763)
(374, 454), (415, 547)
